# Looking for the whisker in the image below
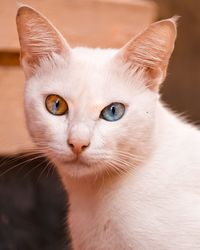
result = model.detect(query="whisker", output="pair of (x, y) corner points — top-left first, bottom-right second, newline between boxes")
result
(37, 161), (51, 182)
(0, 150), (45, 168)
(0, 154), (46, 177)
(22, 158), (49, 178)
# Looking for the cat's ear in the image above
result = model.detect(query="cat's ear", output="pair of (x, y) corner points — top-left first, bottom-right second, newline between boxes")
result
(16, 5), (70, 77)
(117, 17), (178, 91)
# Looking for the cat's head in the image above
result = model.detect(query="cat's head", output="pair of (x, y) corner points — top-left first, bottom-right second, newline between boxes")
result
(16, 6), (177, 178)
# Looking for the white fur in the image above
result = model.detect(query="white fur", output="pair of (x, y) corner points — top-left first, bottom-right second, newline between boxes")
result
(18, 7), (200, 249)
(64, 106), (200, 250)
(24, 48), (200, 250)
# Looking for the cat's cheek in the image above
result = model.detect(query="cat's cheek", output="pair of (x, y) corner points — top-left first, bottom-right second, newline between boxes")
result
(25, 100), (68, 153)
(112, 107), (155, 160)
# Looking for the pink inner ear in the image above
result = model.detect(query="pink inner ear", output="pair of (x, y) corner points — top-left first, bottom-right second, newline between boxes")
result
(123, 20), (177, 70)
(16, 6), (70, 71)
(119, 19), (177, 90)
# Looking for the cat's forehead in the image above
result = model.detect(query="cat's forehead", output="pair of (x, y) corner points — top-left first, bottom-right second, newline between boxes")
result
(64, 48), (132, 101)
(60, 50), (118, 102)
(34, 47), (119, 89)
(30, 47), (138, 107)
(71, 47), (118, 65)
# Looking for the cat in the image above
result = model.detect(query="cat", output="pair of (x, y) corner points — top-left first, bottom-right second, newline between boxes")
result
(16, 5), (200, 250)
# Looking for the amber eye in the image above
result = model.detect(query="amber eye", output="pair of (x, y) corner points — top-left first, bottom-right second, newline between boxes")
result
(45, 94), (68, 116)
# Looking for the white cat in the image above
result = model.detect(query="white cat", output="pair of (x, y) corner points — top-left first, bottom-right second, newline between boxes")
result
(16, 5), (200, 250)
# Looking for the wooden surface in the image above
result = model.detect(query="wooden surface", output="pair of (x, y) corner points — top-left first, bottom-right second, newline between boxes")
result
(0, 67), (33, 153)
(0, 0), (157, 153)
(0, 0), (157, 51)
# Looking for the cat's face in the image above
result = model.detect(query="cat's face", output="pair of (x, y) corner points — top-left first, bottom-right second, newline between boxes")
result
(16, 6), (177, 177)
(24, 50), (157, 177)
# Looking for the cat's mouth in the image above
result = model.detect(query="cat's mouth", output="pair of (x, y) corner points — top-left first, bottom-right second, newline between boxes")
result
(53, 153), (109, 177)
(60, 156), (90, 168)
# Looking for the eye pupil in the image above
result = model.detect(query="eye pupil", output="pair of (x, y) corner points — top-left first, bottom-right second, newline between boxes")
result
(111, 106), (115, 115)
(55, 99), (60, 108)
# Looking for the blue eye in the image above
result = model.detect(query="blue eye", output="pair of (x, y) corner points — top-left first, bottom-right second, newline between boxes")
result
(100, 103), (125, 121)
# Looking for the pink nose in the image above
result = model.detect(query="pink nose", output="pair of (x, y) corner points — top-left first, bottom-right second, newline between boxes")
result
(67, 138), (90, 155)
(68, 123), (90, 155)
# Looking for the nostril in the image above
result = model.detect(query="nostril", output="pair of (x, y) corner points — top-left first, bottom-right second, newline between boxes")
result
(82, 144), (89, 151)
(67, 139), (74, 149)
(68, 143), (74, 149)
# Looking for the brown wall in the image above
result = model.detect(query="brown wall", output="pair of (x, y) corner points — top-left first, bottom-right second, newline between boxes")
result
(155, 0), (200, 123)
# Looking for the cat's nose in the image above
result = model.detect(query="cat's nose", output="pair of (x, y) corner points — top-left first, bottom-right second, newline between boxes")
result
(67, 124), (91, 155)
(67, 138), (90, 155)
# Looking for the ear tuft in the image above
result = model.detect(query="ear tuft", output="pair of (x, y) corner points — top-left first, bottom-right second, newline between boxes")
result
(169, 15), (181, 24)
(16, 2), (27, 9)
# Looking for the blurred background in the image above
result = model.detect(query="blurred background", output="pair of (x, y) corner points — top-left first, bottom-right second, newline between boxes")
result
(0, 0), (199, 249)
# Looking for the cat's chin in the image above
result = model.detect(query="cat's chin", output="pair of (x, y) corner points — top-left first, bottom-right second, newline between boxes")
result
(59, 161), (99, 178)
(53, 155), (104, 178)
